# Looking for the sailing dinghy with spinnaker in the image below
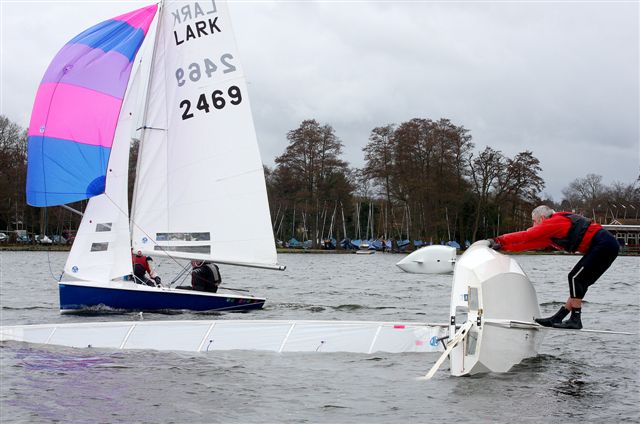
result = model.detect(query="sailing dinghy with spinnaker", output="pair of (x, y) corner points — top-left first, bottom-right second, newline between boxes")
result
(8, 0), (634, 378)
(25, 0), (283, 313)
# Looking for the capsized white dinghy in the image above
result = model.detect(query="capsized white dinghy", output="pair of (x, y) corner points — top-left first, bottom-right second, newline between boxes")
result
(436, 240), (544, 377)
(395, 245), (456, 274)
(2, 244), (632, 377)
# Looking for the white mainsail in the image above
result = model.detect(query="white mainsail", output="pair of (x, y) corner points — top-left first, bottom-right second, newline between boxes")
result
(131, 0), (279, 269)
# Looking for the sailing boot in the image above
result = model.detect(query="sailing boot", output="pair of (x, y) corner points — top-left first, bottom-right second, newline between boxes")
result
(534, 306), (569, 327)
(553, 308), (583, 330)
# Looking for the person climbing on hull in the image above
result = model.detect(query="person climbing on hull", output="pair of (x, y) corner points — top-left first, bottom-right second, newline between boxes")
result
(487, 205), (619, 329)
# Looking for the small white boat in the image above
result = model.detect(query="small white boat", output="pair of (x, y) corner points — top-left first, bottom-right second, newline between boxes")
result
(395, 245), (456, 274)
(355, 249), (375, 255)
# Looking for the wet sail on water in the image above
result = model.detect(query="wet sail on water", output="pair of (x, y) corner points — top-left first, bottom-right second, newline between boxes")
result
(25, 0), (281, 313)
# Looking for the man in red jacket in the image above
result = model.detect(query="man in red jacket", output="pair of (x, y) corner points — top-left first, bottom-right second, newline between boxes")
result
(131, 249), (162, 287)
(488, 205), (619, 329)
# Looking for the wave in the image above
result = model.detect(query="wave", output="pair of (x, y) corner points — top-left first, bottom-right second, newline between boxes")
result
(269, 303), (396, 312)
(1, 306), (52, 311)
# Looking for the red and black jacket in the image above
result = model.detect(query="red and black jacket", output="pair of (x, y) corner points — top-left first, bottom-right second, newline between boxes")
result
(495, 212), (602, 253)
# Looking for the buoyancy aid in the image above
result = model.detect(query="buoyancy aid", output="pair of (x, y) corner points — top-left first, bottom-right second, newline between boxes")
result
(550, 212), (592, 252)
(132, 254), (151, 276)
(191, 264), (220, 292)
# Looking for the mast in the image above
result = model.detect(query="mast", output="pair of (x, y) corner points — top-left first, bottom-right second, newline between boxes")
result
(340, 202), (347, 242)
(130, 0), (165, 241)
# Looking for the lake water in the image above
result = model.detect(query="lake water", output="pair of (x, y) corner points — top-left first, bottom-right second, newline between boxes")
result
(1, 251), (639, 423)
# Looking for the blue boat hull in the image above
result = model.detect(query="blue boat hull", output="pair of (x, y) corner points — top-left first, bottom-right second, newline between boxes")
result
(59, 283), (265, 313)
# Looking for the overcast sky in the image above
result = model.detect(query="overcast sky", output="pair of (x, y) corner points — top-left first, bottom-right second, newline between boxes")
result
(1, 0), (638, 200)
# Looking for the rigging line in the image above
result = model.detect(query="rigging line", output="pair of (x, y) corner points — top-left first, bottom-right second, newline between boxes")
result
(43, 207), (64, 282)
(168, 262), (192, 288)
(38, 65), (66, 208)
(135, 126), (166, 131)
(102, 192), (186, 269)
(218, 286), (250, 293)
(130, 0), (164, 253)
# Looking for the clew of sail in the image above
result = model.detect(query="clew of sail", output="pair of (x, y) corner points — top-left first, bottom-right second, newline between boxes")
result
(26, 5), (158, 207)
(131, 0), (279, 269)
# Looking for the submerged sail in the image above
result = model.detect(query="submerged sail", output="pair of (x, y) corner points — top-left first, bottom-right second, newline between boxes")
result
(131, 0), (279, 268)
(26, 5), (157, 207)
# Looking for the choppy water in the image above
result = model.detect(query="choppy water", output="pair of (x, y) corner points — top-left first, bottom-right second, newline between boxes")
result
(1, 251), (639, 423)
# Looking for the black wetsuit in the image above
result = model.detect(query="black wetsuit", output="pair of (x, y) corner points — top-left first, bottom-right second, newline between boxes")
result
(567, 229), (619, 299)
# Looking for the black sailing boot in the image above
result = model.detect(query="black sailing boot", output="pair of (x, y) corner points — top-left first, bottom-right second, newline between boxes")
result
(535, 306), (569, 327)
(553, 308), (583, 330)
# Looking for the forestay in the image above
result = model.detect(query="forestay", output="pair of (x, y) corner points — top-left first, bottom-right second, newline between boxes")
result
(131, 0), (278, 269)
(63, 63), (144, 282)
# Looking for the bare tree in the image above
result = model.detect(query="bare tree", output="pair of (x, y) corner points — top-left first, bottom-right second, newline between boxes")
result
(0, 115), (28, 232)
(468, 146), (505, 240)
(561, 173), (606, 214)
(272, 119), (351, 247)
(362, 124), (395, 205)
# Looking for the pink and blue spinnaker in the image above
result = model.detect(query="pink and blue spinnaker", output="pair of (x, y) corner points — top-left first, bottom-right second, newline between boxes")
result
(26, 4), (158, 207)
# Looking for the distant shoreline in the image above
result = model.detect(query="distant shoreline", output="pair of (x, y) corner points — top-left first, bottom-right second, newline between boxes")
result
(2, 245), (634, 256)
(0, 244), (71, 252)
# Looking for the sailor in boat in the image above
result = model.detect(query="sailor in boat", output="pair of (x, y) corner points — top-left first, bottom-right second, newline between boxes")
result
(177, 261), (221, 293)
(131, 249), (162, 287)
(487, 205), (620, 329)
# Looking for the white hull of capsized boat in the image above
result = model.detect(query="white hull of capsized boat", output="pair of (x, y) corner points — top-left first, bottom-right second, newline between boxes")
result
(0, 320), (448, 354)
(448, 242), (544, 376)
(395, 245), (456, 274)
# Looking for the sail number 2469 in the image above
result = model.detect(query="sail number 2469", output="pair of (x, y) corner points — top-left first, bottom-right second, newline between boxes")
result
(179, 86), (242, 120)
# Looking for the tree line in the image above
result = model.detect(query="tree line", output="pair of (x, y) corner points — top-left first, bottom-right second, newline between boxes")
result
(1, 114), (638, 246)
(266, 118), (639, 248)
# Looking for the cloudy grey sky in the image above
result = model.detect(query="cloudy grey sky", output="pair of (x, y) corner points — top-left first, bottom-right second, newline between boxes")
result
(1, 0), (638, 200)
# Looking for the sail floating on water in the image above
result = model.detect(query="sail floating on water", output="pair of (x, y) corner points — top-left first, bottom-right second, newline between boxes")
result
(26, 5), (158, 207)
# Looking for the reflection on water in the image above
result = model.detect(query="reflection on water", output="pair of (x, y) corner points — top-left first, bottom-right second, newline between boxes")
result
(16, 347), (117, 372)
